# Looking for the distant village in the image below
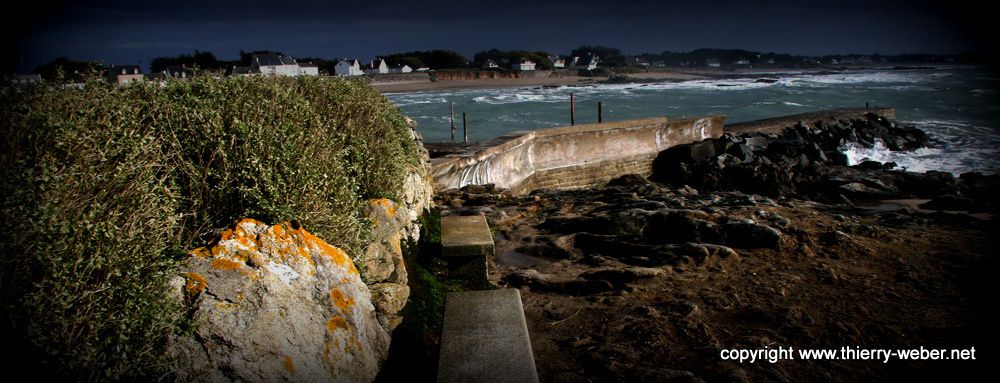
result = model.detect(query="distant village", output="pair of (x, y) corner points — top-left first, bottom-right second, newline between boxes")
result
(4, 48), (976, 87)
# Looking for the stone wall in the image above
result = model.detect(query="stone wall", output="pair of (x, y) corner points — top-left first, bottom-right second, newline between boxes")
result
(430, 70), (557, 80)
(357, 117), (434, 331)
(363, 72), (433, 85)
(430, 116), (726, 195)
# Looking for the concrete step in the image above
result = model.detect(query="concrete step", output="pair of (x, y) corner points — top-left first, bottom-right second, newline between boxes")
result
(440, 214), (494, 282)
(437, 289), (539, 383)
(441, 214), (495, 257)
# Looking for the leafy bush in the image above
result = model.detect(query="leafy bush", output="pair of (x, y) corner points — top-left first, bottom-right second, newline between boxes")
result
(0, 75), (418, 380)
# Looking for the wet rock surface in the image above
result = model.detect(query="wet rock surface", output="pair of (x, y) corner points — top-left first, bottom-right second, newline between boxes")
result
(432, 117), (998, 382)
(651, 113), (1000, 211)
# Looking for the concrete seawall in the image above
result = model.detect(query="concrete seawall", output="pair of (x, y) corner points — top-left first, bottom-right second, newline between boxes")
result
(430, 116), (726, 195)
(431, 70), (561, 80)
(726, 107), (895, 134)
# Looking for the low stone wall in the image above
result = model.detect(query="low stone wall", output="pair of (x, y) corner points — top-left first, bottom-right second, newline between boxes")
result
(431, 70), (556, 80)
(726, 107), (896, 134)
(430, 116), (725, 195)
(364, 72), (433, 85)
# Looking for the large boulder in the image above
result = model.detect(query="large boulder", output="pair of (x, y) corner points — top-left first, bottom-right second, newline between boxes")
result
(169, 219), (390, 383)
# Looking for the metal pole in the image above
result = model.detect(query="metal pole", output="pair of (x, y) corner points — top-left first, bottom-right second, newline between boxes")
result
(570, 93), (575, 126)
(462, 112), (468, 143)
(450, 102), (456, 142)
(598, 101), (603, 123)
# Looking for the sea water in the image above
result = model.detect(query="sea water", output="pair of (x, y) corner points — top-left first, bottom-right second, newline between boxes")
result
(385, 66), (1000, 175)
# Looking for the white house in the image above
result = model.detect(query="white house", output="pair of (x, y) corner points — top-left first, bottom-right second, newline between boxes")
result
(335, 59), (363, 76)
(482, 59), (499, 69)
(364, 59), (388, 75)
(388, 64), (413, 74)
(706, 58), (721, 68)
(298, 63), (320, 76)
(232, 53), (317, 77)
(514, 59), (536, 71)
(253, 53), (301, 76)
(550, 56), (565, 68)
(733, 58), (750, 66)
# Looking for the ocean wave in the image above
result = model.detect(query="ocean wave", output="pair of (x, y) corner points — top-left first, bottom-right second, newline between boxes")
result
(843, 141), (961, 174)
(783, 71), (940, 87)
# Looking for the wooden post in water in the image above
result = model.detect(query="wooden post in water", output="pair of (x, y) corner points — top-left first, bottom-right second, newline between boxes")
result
(598, 101), (603, 123)
(462, 112), (468, 143)
(570, 93), (576, 126)
(450, 102), (456, 142)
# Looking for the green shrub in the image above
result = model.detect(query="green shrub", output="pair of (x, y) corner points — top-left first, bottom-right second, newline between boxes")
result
(0, 75), (419, 380)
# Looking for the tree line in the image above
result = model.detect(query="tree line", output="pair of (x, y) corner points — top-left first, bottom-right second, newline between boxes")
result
(28, 47), (990, 80)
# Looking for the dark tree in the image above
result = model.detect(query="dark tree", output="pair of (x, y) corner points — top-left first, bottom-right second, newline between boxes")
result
(380, 54), (426, 69)
(570, 46), (626, 67)
(378, 50), (469, 69)
(33, 57), (103, 81)
(150, 50), (222, 72)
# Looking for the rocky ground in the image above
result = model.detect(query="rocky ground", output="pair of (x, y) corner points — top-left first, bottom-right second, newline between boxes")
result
(430, 115), (998, 382)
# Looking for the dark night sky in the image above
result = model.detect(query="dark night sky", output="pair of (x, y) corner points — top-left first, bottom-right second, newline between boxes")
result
(2, 0), (992, 73)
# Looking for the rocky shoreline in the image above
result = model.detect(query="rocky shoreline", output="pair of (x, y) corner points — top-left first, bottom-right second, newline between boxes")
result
(430, 115), (997, 382)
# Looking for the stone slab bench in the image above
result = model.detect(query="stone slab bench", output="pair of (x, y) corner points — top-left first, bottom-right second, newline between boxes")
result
(440, 214), (494, 282)
(437, 289), (539, 383)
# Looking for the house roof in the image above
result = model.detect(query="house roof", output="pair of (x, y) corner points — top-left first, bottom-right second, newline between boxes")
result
(253, 53), (297, 66)
(108, 65), (142, 74)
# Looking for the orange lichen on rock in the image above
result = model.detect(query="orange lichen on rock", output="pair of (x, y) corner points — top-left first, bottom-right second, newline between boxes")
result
(272, 224), (286, 237)
(326, 316), (349, 332)
(369, 198), (396, 218)
(190, 247), (211, 258)
(283, 355), (295, 374)
(184, 272), (207, 297)
(330, 288), (356, 312)
(211, 258), (243, 271)
(299, 229), (358, 275)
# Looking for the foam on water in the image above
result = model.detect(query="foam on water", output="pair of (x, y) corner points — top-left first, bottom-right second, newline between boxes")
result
(841, 118), (1000, 175)
(386, 67), (1000, 175)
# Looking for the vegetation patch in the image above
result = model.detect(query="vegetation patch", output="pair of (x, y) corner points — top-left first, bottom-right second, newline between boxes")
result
(0, 75), (419, 380)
